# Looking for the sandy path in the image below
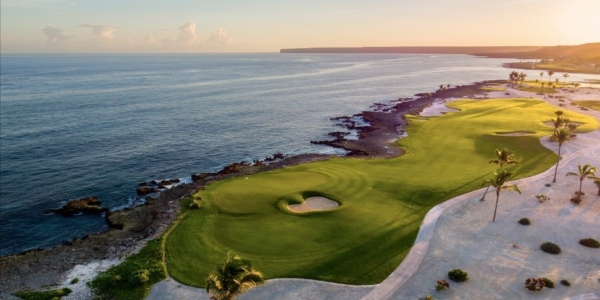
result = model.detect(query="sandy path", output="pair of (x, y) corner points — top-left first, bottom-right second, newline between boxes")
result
(147, 85), (600, 300)
(147, 278), (375, 300)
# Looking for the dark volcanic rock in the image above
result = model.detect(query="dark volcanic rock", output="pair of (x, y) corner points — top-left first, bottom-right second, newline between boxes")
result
(45, 196), (109, 216)
(191, 173), (209, 181)
(136, 186), (159, 195)
(138, 181), (148, 187)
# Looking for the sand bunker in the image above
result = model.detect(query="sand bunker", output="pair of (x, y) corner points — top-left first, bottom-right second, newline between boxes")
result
(288, 196), (339, 213)
(495, 131), (534, 136)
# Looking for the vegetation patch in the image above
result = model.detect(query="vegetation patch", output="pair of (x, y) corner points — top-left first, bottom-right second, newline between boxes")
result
(579, 238), (600, 248)
(448, 269), (469, 282)
(572, 101), (600, 112)
(435, 279), (450, 290)
(88, 237), (166, 300)
(525, 278), (546, 291)
(560, 279), (571, 286)
(535, 194), (549, 203)
(541, 277), (555, 288)
(12, 288), (72, 300)
(518, 218), (531, 225)
(166, 99), (598, 286)
(540, 242), (561, 254)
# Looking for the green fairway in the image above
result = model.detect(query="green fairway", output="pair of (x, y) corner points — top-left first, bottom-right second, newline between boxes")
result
(573, 100), (600, 112)
(166, 99), (599, 286)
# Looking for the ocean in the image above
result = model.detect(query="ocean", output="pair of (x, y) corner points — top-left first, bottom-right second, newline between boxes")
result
(1, 53), (598, 256)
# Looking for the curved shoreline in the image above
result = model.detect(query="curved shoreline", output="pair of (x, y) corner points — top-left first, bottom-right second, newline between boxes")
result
(2, 81), (598, 298)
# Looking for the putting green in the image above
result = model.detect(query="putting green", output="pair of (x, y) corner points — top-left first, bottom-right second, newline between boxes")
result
(165, 99), (599, 286)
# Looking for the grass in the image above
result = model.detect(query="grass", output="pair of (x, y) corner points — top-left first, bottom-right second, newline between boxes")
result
(88, 237), (166, 300)
(481, 85), (506, 91)
(165, 99), (599, 286)
(573, 101), (600, 112)
(12, 288), (72, 300)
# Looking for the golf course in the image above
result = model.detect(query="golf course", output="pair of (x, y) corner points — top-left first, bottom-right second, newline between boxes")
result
(165, 98), (599, 287)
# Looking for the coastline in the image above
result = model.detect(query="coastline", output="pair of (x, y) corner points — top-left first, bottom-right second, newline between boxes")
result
(2, 79), (598, 298)
(0, 80), (497, 295)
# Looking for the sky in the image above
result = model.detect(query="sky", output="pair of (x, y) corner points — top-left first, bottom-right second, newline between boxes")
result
(1, 0), (599, 53)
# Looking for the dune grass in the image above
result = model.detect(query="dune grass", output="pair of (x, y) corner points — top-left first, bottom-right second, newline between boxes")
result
(88, 237), (166, 300)
(165, 99), (599, 287)
(573, 101), (600, 112)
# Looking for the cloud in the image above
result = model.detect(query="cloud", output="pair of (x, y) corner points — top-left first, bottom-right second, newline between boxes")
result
(79, 24), (116, 42)
(177, 22), (198, 45)
(42, 25), (74, 44)
(207, 28), (233, 46)
(145, 34), (157, 44)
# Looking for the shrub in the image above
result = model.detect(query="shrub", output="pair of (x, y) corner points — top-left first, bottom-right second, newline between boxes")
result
(535, 194), (549, 203)
(128, 269), (150, 287)
(448, 269), (469, 282)
(525, 278), (545, 291)
(70, 277), (79, 284)
(435, 279), (450, 291)
(540, 242), (561, 254)
(570, 197), (582, 204)
(12, 287), (72, 300)
(189, 199), (202, 209)
(579, 238), (600, 248)
(518, 218), (531, 225)
(545, 183), (551, 187)
(420, 296), (436, 300)
(541, 278), (555, 288)
(560, 279), (571, 286)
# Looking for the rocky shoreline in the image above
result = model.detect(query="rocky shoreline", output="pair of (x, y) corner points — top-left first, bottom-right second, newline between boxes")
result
(0, 80), (499, 296)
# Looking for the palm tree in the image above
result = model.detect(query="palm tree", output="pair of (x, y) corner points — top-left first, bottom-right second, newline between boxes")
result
(482, 169), (521, 222)
(490, 148), (519, 168)
(550, 128), (572, 183)
(563, 73), (569, 82)
(593, 177), (600, 196)
(481, 149), (519, 201)
(566, 163), (597, 200)
(541, 82), (546, 88)
(518, 72), (527, 86)
(540, 71), (544, 80)
(548, 70), (555, 82)
(551, 116), (569, 131)
(206, 254), (265, 300)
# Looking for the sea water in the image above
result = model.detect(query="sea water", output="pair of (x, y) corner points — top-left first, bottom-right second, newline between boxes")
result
(1, 53), (598, 256)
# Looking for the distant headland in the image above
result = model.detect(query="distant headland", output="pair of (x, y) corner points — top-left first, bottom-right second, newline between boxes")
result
(281, 43), (600, 75)
(280, 46), (542, 54)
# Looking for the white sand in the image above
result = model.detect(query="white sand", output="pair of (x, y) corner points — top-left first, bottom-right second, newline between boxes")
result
(288, 196), (339, 212)
(61, 259), (121, 300)
(147, 85), (600, 300)
(420, 101), (459, 117)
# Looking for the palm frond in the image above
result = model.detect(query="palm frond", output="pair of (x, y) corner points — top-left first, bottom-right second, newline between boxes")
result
(501, 184), (521, 194)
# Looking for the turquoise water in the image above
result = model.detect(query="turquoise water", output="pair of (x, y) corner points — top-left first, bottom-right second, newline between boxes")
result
(1, 53), (597, 256)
